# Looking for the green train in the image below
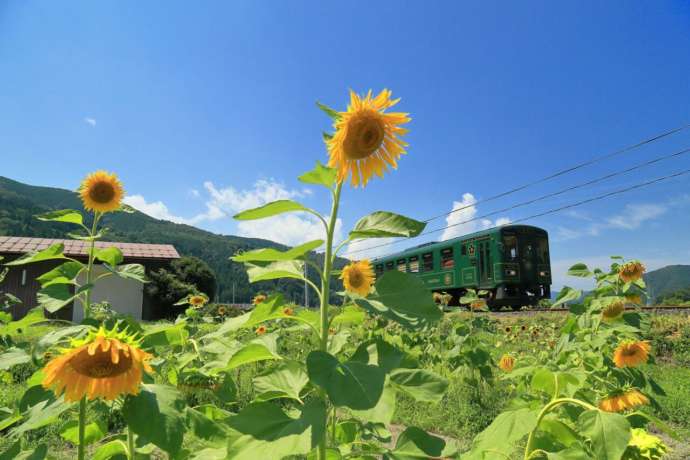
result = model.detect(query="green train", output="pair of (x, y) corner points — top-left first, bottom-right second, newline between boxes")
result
(372, 225), (552, 309)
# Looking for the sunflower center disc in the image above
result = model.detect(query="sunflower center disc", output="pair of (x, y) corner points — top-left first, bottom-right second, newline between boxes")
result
(70, 347), (133, 378)
(344, 114), (385, 160)
(89, 181), (116, 204)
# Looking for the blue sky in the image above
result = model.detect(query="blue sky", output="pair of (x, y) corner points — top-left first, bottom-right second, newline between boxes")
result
(1, 1), (690, 289)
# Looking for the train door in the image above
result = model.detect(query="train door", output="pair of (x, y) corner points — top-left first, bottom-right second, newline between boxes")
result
(477, 238), (492, 285)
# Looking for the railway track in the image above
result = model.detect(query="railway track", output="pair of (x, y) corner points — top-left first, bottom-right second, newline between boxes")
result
(466, 306), (690, 316)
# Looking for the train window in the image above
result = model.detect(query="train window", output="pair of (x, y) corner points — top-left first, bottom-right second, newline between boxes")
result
(397, 259), (406, 272)
(422, 252), (434, 271)
(375, 264), (384, 276)
(408, 255), (419, 273)
(461, 244), (467, 256)
(504, 235), (518, 260)
(441, 248), (454, 269)
(537, 238), (549, 263)
(385, 261), (394, 271)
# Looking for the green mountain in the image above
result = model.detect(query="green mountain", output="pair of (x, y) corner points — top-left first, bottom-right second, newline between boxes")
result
(644, 265), (690, 303)
(0, 176), (340, 304)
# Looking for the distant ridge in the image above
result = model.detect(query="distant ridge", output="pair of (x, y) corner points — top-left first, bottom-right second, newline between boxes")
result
(644, 265), (690, 301)
(0, 176), (340, 304)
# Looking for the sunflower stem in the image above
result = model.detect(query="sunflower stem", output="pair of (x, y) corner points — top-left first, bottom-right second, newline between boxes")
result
(127, 425), (135, 459)
(523, 397), (597, 460)
(317, 181), (342, 460)
(83, 212), (101, 319)
(78, 397), (86, 460)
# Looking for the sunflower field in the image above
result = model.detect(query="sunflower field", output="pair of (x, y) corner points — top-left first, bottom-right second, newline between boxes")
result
(1, 90), (690, 460)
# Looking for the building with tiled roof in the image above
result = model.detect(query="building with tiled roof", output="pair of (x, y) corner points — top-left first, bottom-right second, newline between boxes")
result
(0, 236), (180, 321)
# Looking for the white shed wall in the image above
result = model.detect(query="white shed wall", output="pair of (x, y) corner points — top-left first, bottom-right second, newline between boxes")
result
(73, 265), (144, 322)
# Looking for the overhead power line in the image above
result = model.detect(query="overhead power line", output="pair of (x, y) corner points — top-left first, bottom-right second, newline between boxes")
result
(422, 122), (690, 223)
(344, 166), (690, 258)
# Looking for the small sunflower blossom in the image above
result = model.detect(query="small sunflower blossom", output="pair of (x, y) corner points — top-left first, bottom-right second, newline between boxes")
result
(282, 307), (294, 316)
(504, 326), (512, 334)
(498, 354), (515, 372)
(341, 260), (375, 297)
(42, 326), (152, 402)
(599, 389), (649, 412)
(432, 292), (443, 304)
(613, 340), (651, 368)
(217, 306), (227, 316)
(253, 294), (267, 305)
(470, 299), (487, 310)
(619, 261), (646, 283)
(624, 294), (643, 306)
(79, 170), (124, 213)
(188, 294), (208, 308)
(601, 300), (625, 321)
(255, 325), (267, 335)
(326, 89), (410, 187)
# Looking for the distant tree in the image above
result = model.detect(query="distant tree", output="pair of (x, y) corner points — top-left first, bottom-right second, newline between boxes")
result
(146, 256), (217, 317)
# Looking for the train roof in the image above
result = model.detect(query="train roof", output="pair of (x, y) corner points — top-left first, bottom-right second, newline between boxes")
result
(372, 224), (547, 263)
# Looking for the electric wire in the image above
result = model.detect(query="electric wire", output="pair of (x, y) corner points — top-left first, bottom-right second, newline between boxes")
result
(344, 166), (690, 258)
(422, 123), (690, 223)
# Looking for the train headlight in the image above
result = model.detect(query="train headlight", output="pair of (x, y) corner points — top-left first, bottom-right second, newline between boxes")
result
(539, 270), (550, 277)
(505, 269), (517, 276)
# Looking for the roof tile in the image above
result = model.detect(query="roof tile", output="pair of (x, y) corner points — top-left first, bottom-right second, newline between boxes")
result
(0, 236), (179, 260)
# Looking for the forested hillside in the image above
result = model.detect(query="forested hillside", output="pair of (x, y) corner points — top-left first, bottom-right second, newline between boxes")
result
(644, 264), (690, 303)
(0, 176), (341, 304)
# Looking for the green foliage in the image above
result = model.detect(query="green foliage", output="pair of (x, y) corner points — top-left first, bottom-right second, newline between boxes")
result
(146, 256), (216, 317)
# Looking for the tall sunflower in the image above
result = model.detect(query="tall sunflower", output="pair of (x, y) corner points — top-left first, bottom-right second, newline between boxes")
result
(79, 171), (124, 213)
(42, 327), (152, 402)
(619, 261), (645, 283)
(189, 294), (208, 308)
(326, 89), (410, 187)
(341, 260), (375, 297)
(253, 294), (267, 305)
(599, 389), (649, 412)
(613, 340), (651, 368)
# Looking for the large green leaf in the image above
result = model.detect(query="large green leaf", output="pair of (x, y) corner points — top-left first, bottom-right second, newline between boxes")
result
(352, 379), (396, 424)
(243, 295), (319, 334)
(298, 161), (338, 188)
(3, 308), (45, 335)
(141, 323), (189, 348)
(552, 286), (582, 308)
(464, 408), (540, 460)
(226, 335), (282, 370)
(226, 400), (326, 460)
(232, 240), (324, 263)
(94, 247), (124, 266)
(577, 410), (631, 460)
(350, 211), (426, 240)
(233, 200), (311, 220)
(91, 440), (128, 460)
(103, 263), (147, 283)
(253, 360), (309, 402)
(12, 398), (73, 436)
(246, 260), (305, 283)
(331, 305), (366, 326)
(186, 407), (230, 446)
(0, 348), (31, 370)
(306, 350), (385, 410)
(37, 283), (91, 313)
(36, 261), (84, 287)
(387, 427), (446, 460)
(0, 443), (47, 460)
(35, 209), (84, 226)
(60, 420), (107, 446)
(4, 243), (68, 266)
(122, 384), (187, 455)
(354, 271), (442, 329)
(567, 263), (592, 278)
(351, 339), (405, 374)
(389, 369), (448, 403)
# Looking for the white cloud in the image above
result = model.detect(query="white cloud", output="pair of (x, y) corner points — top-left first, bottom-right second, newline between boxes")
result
(84, 117), (96, 127)
(553, 200), (672, 242)
(189, 189), (200, 198)
(125, 179), (337, 247)
(440, 193), (510, 241)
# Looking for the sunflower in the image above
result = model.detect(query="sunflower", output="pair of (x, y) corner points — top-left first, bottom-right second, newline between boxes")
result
(255, 325), (267, 335)
(613, 340), (651, 368)
(79, 171), (124, 213)
(189, 294), (208, 308)
(282, 307), (294, 316)
(432, 292), (443, 304)
(602, 301), (625, 321)
(470, 299), (487, 310)
(498, 354), (515, 372)
(521, 325), (527, 332)
(42, 327), (152, 402)
(619, 261), (646, 283)
(253, 294), (267, 305)
(599, 389), (649, 412)
(217, 306), (227, 316)
(326, 89), (411, 187)
(341, 260), (375, 297)
(504, 326), (512, 334)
